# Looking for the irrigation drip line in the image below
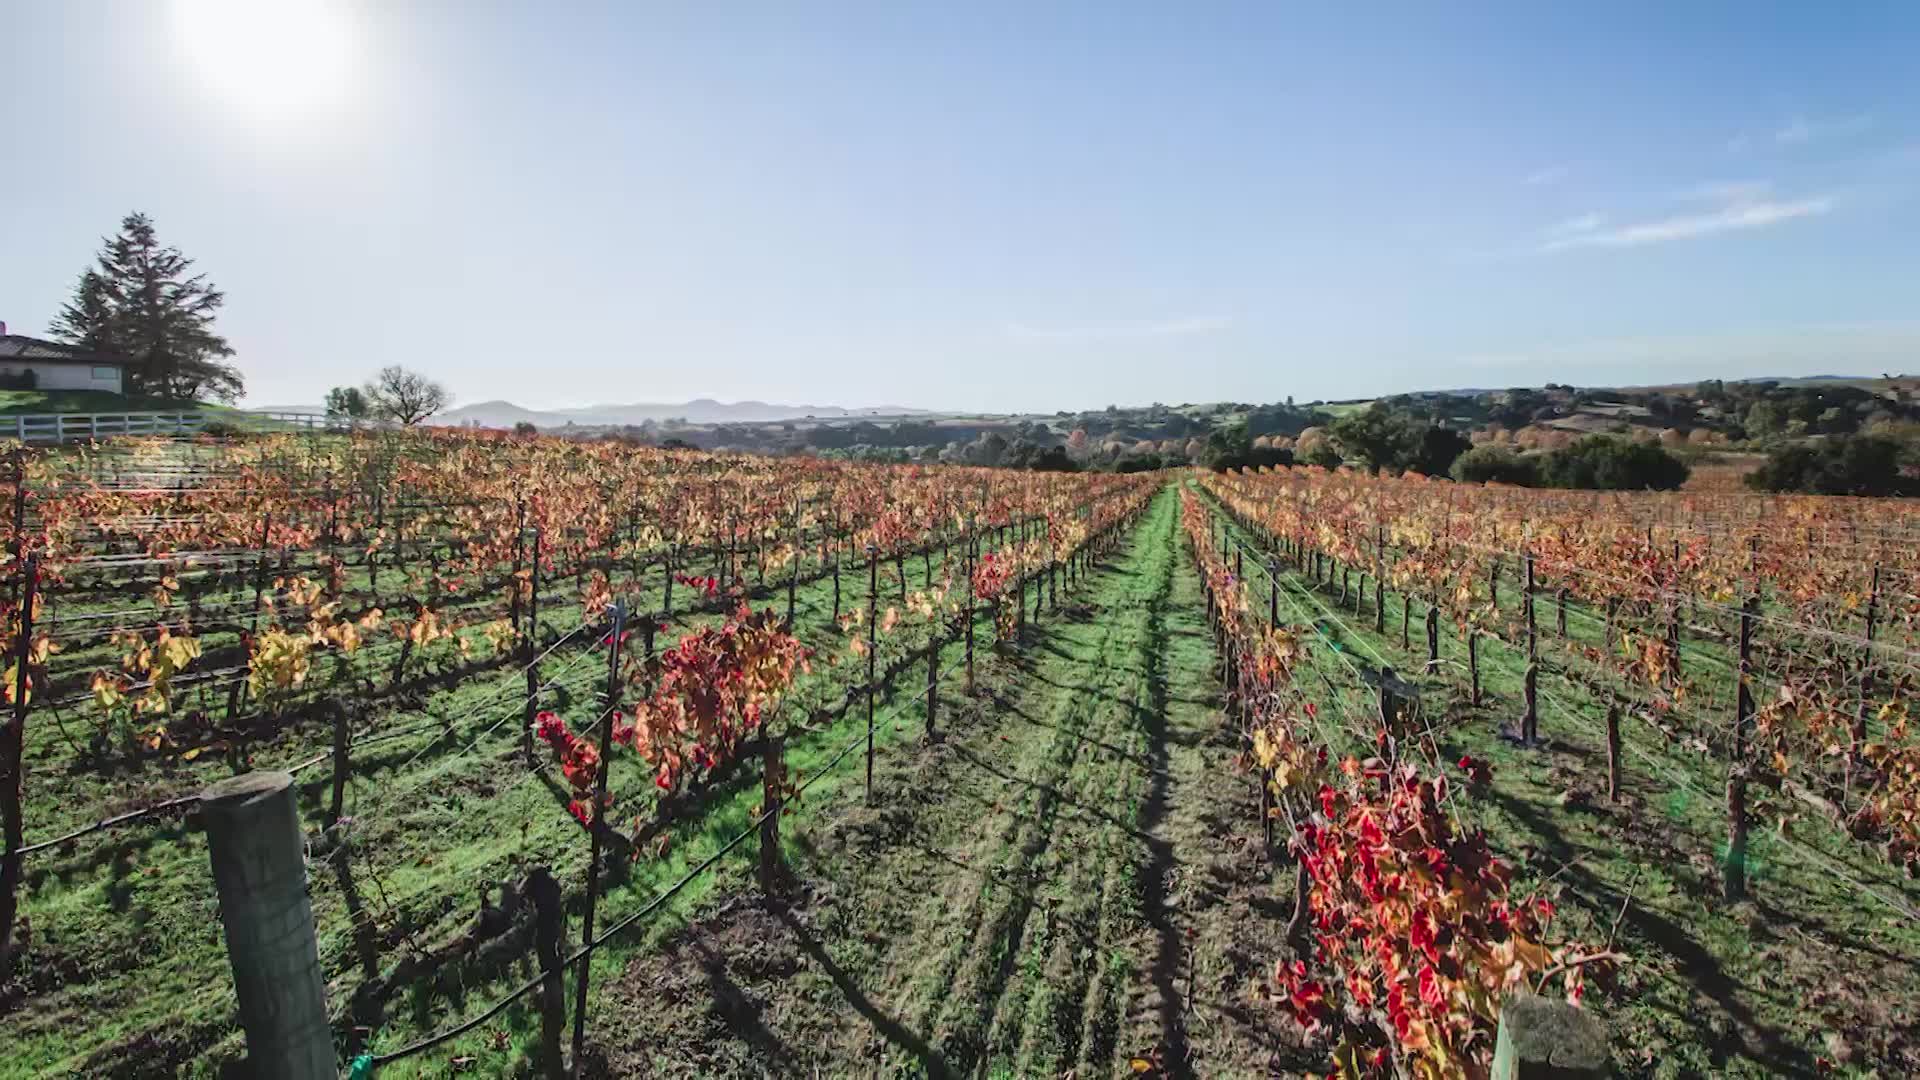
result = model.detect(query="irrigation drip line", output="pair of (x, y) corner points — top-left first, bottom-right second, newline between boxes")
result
(17, 747), (333, 859)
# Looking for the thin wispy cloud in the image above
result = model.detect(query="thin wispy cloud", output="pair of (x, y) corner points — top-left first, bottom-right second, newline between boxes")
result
(1731, 112), (1874, 151)
(1523, 165), (1569, 186)
(1775, 112), (1873, 145)
(1004, 315), (1231, 342)
(1543, 212), (1605, 238)
(1538, 187), (1833, 252)
(1677, 180), (1772, 203)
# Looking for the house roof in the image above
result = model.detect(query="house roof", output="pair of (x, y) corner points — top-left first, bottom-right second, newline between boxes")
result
(0, 334), (125, 367)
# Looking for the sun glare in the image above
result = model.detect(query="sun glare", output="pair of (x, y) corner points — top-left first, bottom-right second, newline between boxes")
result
(171, 0), (356, 116)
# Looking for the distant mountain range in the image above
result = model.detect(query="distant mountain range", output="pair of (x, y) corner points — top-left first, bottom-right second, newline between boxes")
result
(427, 398), (931, 429)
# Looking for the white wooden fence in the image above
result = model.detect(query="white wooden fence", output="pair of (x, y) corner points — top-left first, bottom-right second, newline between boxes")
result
(3, 411), (358, 444)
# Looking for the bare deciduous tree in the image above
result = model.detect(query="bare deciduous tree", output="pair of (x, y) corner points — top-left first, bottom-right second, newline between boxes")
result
(365, 365), (450, 425)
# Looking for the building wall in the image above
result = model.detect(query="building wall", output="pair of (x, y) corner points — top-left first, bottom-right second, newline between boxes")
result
(0, 362), (123, 393)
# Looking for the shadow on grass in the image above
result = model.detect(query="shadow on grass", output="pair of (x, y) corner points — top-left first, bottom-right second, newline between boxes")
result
(776, 907), (954, 1079)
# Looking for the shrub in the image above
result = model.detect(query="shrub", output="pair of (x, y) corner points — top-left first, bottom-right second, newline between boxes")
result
(1539, 435), (1689, 491)
(1450, 446), (1539, 486)
(1114, 452), (1165, 473)
(1745, 435), (1916, 496)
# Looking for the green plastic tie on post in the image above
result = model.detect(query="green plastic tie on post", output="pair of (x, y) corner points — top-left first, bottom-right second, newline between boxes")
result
(349, 1053), (376, 1079)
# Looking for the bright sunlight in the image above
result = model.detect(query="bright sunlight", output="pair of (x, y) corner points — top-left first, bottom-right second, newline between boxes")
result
(170, 0), (356, 117)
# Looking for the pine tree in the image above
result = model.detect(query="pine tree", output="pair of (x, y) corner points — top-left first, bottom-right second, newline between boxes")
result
(52, 213), (242, 402)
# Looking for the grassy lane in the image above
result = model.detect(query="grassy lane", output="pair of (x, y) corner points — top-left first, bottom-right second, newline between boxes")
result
(587, 484), (1305, 1077)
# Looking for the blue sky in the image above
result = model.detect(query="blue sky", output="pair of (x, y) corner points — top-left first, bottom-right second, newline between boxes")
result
(4, 2), (1918, 412)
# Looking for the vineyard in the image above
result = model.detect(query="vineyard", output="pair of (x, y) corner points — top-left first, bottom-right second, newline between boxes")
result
(0, 433), (1917, 1077)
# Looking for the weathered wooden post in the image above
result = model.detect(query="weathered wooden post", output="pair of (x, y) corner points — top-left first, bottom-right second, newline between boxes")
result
(1468, 630), (1482, 707)
(571, 600), (626, 1071)
(200, 772), (334, 1079)
(1522, 553), (1539, 743)
(865, 545), (879, 803)
(1734, 595), (1757, 763)
(1719, 593), (1759, 900)
(1605, 698), (1622, 802)
(523, 527), (544, 766)
(1426, 603), (1440, 672)
(529, 866), (567, 1080)
(759, 732), (785, 896)
(1267, 559), (1280, 630)
(1491, 993), (1607, 1079)
(964, 520), (976, 694)
(1373, 524), (1387, 634)
(925, 634), (940, 741)
(326, 705), (351, 829)
(0, 553), (37, 981)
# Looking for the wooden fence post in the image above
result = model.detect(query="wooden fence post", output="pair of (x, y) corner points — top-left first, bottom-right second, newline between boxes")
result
(1726, 594), (1757, 901)
(759, 732), (785, 896)
(1469, 631), (1482, 707)
(1426, 604), (1439, 672)
(1734, 595), (1756, 763)
(1605, 698), (1622, 802)
(523, 527), (544, 766)
(1521, 554), (1538, 742)
(327, 705), (351, 830)
(200, 772), (334, 1079)
(0, 554), (37, 982)
(529, 866), (567, 1080)
(1491, 993), (1607, 1079)
(1267, 560), (1279, 630)
(865, 545), (879, 804)
(964, 521), (976, 695)
(925, 635), (940, 741)
(571, 600), (626, 1072)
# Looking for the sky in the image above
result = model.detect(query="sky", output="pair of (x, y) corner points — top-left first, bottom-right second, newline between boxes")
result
(4, 2), (1919, 414)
